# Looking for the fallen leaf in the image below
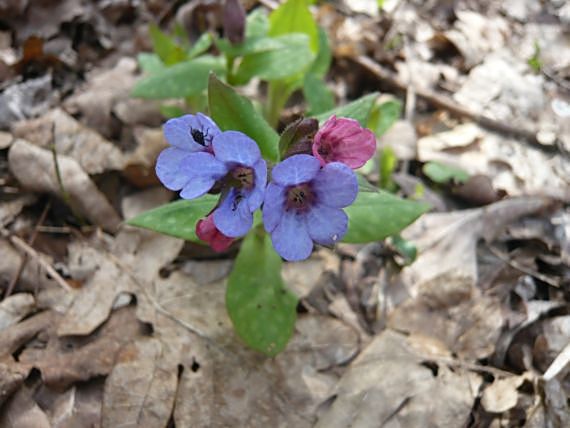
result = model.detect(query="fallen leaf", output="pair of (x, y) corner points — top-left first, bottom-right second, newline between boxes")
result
(0, 359), (29, 407)
(0, 385), (51, 428)
(8, 139), (121, 232)
(316, 330), (481, 427)
(0, 293), (35, 331)
(0, 194), (35, 227)
(481, 374), (526, 413)
(63, 57), (139, 139)
(19, 306), (145, 389)
(11, 108), (125, 174)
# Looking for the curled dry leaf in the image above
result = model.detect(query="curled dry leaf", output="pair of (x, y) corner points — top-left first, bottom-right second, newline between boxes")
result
(8, 139), (121, 232)
(388, 197), (551, 359)
(0, 293), (35, 331)
(316, 330), (482, 427)
(11, 108), (125, 174)
(481, 374), (527, 413)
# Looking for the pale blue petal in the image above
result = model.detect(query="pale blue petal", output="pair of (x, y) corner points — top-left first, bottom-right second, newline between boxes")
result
(262, 183), (286, 233)
(306, 204), (348, 245)
(214, 189), (253, 238)
(212, 131), (261, 167)
(312, 162), (358, 208)
(247, 159), (267, 211)
(155, 147), (193, 190)
(163, 114), (220, 151)
(271, 154), (320, 186)
(271, 211), (313, 261)
(177, 152), (227, 199)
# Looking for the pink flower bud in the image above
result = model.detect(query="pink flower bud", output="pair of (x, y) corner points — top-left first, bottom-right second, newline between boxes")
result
(312, 115), (376, 169)
(196, 214), (234, 252)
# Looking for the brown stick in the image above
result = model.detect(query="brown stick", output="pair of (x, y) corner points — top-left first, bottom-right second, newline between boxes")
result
(352, 55), (567, 157)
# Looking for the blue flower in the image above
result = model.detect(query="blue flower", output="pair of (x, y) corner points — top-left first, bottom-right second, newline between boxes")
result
(263, 154), (358, 261)
(155, 114), (266, 238)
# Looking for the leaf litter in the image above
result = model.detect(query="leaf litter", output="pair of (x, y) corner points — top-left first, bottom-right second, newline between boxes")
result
(0, 0), (570, 427)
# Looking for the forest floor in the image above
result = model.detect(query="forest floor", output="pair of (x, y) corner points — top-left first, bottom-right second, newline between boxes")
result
(0, 0), (569, 426)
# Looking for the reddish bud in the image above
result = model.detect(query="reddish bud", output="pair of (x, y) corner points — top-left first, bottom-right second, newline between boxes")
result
(222, 0), (246, 44)
(196, 214), (234, 252)
(312, 115), (376, 169)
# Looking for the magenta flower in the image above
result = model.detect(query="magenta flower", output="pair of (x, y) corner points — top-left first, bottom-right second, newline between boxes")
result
(196, 214), (234, 252)
(312, 115), (376, 169)
(263, 154), (358, 261)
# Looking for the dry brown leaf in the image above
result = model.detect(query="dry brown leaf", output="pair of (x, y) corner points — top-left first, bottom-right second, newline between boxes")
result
(44, 381), (103, 428)
(102, 337), (178, 428)
(0, 130), (12, 148)
(418, 124), (570, 200)
(0, 385), (51, 428)
(58, 228), (183, 336)
(8, 139), (121, 232)
(441, 11), (508, 68)
(316, 330), (482, 427)
(63, 57), (139, 139)
(19, 306), (145, 389)
(0, 359), (29, 408)
(0, 293), (35, 331)
(11, 108), (124, 174)
(0, 194), (35, 227)
(400, 196), (551, 299)
(481, 374), (526, 413)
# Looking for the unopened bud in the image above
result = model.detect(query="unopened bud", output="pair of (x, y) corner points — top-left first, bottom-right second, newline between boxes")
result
(279, 118), (319, 159)
(222, 0), (246, 44)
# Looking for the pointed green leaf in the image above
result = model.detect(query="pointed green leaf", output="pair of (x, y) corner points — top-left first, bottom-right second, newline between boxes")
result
(343, 191), (429, 243)
(310, 26), (332, 78)
(132, 55), (225, 99)
(149, 24), (187, 65)
(368, 99), (402, 136)
(314, 92), (379, 127)
(303, 73), (334, 115)
(137, 53), (165, 74)
(423, 161), (469, 184)
(208, 74), (279, 161)
(227, 231), (298, 356)
(234, 34), (314, 84)
(127, 195), (218, 242)
(268, 0), (318, 53)
(187, 32), (213, 59)
(246, 7), (269, 38)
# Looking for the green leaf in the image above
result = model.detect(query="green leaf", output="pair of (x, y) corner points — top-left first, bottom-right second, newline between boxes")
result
(234, 34), (314, 84)
(127, 195), (218, 242)
(423, 161), (469, 184)
(379, 146), (397, 191)
(314, 92), (379, 127)
(227, 231), (298, 356)
(149, 24), (187, 65)
(246, 8), (269, 38)
(357, 173), (379, 193)
(391, 234), (417, 265)
(216, 35), (284, 59)
(343, 191), (429, 243)
(368, 99), (402, 136)
(268, 0), (318, 53)
(208, 74), (280, 161)
(309, 26), (332, 78)
(303, 73), (334, 115)
(159, 104), (185, 119)
(132, 55), (225, 99)
(137, 53), (165, 74)
(187, 32), (212, 59)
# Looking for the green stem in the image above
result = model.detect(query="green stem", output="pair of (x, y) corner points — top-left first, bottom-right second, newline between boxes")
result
(265, 81), (291, 129)
(226, 55), (236, 86)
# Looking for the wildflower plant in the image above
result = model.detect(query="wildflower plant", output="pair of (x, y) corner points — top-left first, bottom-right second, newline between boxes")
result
(129, 0), (429, 356)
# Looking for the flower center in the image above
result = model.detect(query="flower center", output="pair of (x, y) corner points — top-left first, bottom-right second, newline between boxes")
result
(230, 166), (254, 190)
(286, 183), (314, 212)
(317, 142), (334, 161)
(191, 128), (209, 146)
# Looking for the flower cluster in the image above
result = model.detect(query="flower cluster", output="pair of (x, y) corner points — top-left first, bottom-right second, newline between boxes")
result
(156, 113), (375, 261)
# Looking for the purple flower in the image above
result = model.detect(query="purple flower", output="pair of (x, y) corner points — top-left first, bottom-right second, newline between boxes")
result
(156, 114), (266, 238)
(263, 154), (358, 261)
